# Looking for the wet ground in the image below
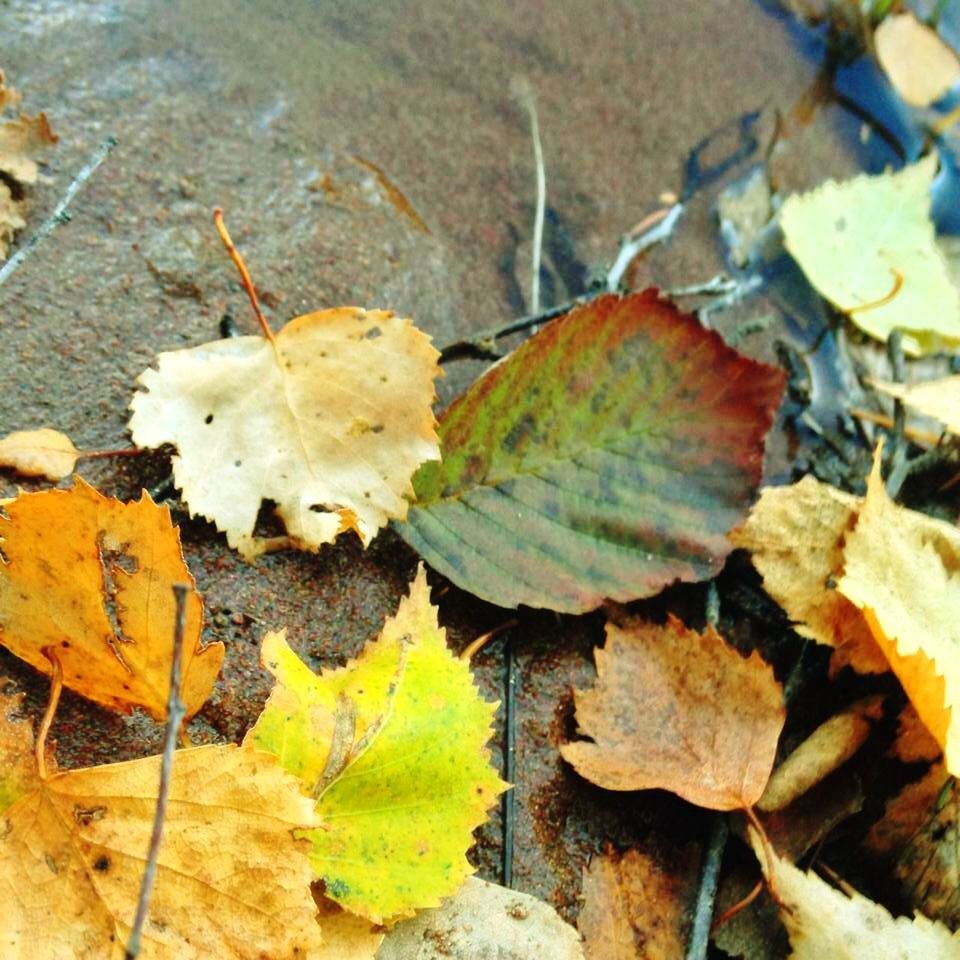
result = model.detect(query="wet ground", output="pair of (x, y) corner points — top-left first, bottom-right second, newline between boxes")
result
(0, 0), (860, 923)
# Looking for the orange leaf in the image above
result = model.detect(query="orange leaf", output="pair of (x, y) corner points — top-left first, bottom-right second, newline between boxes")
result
(0, 479), (223, 720)
(560, 615), (785, 810)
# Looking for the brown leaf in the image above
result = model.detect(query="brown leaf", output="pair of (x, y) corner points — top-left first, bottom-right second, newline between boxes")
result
(0, 427), (79, 480)
(129, 307), (441, 559)
(0, 479), (224, 719)
(578, 843), (699, 960)
(0, 692), (324, 959)
(560, 615), (785, 810)
(875, 13), (960, 107)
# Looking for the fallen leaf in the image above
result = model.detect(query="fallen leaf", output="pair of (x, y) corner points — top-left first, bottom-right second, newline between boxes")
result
(560, 615), (785, 809)
(578, 843), (699, 960)
(0, 479), (223, 720)
(730, 475), (889, 675)
(780, 155), (960, 355)
(867, 762), (950, 858)
(838, 451), (960, 774)
(872, 376), (960, 436)
(758, 698), (880, 812)
(315, 894), (385, 960)
(0, 691), (323, 959)
(875, 13), (960, 107)
(0, 427), (79, 480)
(751, 831), (960, 958)
(892, 703), (944, 764)
(248, 566), (506, 923)
(399, 290), (785, 613)
(0, 80), (56, 260)
(376, 876), (584, 960)
(129, 306), (440, 559)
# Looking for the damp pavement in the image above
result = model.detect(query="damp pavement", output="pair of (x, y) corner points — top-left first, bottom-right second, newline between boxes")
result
(0, 0), (857, 919)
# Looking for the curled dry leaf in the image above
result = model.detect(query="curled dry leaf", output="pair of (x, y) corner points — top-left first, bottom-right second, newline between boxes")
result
(376, 876), (584, 960)
(0, 427), (79, 480)
(0, 71), (57, 260)
(578, 843), (699, 960)
(0, 691), (323, 959)
(780, 155), (960, 355)
(129, 307), (440, 560)
(875, 12), (960, 107)
(248, 566), (506, 923)
(0, 479), (223, 720)
(730, 475), (888, 675)
(750, 830), (960, 959)
(838, 451), (960, 774)
(560, 615), (785, 810)
(400, 290), (785, 613)
(757, 698), (880, 813)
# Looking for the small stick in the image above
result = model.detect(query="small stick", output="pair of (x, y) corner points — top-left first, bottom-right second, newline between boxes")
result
(36, 647), (64, 780)
(460, 618), (518, 661)
(212, 208), (276, 344)
(502, 637), (518, 888)
(125, 583), (190, 960)
(0, 136), (118, 290)
(685, 815), (729, 960)
(885, 330), (909, 496)
(78, 447), (145, 461)
(512, 78), (546, 317)
(711, 880), (763, 933)
(607, 202), (684, 292)
(848, 408), (943, 448)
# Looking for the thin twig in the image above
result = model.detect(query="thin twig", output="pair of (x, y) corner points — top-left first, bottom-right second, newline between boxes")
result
(885, 330), (909, 496)
(36, 647), (64, 781)
(502, 637), (518, 889)
(126, 583), (190, 960)
(607, 202), (684, 292)
(686, 815), (729, 960)
(0, 136), (117, 290)
(512, 78), (546, 316)
(212, 208), (276, 344)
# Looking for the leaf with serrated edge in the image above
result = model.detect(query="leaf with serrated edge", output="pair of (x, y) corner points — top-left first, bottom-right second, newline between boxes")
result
(561, 615), (785, 810)
(0, 692), (323, 959)
(399, 290), (785, 613)
(248, 565), (506, 923)
(780, 155), (960, 355)
(129, 307), (440, 559)
(750, 829), (960, 959)
(0, 479), (222, 720)
(838, 449), (960, 774)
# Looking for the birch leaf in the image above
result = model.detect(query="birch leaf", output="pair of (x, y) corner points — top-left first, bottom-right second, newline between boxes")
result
(129, 307), (440, 560)
(0, 479), (222, 720)
(0, 428), (79, 480)
(248, 566), (506, 923)
(780, 155), (960, 355)
(0, 692), (323, 959)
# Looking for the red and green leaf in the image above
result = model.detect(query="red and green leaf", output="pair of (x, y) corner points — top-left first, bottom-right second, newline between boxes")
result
(398, 291), (785, 612)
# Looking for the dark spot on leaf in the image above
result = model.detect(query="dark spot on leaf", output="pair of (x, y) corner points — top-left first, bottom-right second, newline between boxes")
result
(73, 804), (106, 826)
(93, 855), (110, 872)
(234, 460), (242, 468)
(371, 424), (384, 433)
(204, 414), (214, 425)
(364, 326), (382, 340)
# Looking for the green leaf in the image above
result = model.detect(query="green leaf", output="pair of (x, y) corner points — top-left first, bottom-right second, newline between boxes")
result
(247, 566), (506, 924)
(780, 154), (960, 355)
(397, 291), (785, 612)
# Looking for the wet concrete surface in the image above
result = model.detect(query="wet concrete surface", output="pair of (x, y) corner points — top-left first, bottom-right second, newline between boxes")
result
(0, 0), (856, 923)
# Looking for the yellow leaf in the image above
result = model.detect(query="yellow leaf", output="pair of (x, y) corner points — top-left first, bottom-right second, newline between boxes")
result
(875, 13), (960, 107)
(0, 479), (223, 720)
(0, 428), (79, 480)
(872, 376), (960, 436)
(248, 565), (506, 923)
(129, 307), (441, 559)
(751, 831), (960, 959)
(730, 476), (889, 675)
(779, 155), (960, 355)
(560, 615), (785, 810)
(838, 452), (960, 774)
(0, 691), (323, 959)
(314, 895), (384, 960)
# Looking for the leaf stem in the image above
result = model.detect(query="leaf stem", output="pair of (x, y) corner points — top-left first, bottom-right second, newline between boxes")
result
(460, 618), (518, 661)
(212, 208), (276, 344)
(125, 583), (189, 960)
(35, 647), (63, 781)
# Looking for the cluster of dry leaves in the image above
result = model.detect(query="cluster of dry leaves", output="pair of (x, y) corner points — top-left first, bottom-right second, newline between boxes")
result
(3, 16), (960, 956)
